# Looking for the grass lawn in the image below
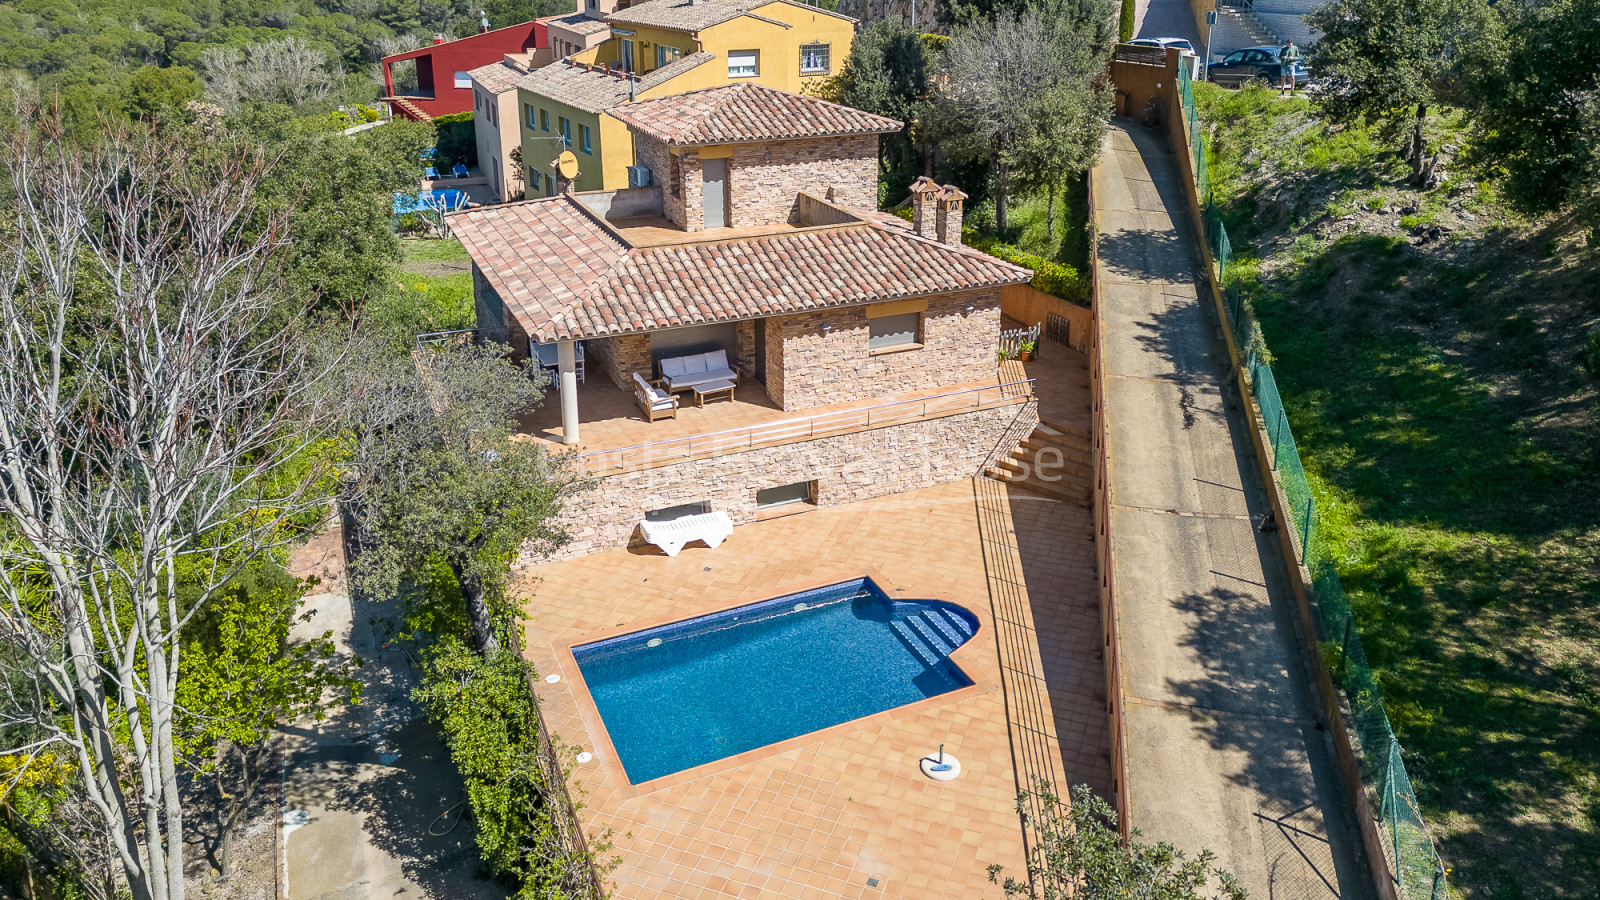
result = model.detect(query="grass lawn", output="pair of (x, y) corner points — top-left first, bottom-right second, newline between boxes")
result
(1198, 83), (1600, 900)
(368, 237), (476, 338)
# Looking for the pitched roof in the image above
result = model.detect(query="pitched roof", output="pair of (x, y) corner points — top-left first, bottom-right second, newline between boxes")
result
(606, 83), (902, 146)
(449, 195), (1030, 342)
(516, 52), (714, 114)
(607, 0), (851, 31)
(467, 59), (527, 94)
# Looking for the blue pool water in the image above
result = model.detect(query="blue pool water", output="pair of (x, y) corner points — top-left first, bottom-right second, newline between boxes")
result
(573, 577), (979, 784)
(392, 189), (467, 215)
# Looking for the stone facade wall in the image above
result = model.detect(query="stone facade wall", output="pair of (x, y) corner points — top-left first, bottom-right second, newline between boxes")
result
(767, 288), (1001, 410)
(727, 136), (878, 228)
(763, 316), (785, 400)
(527, 401), (1032, 561)
(635, 132), (879, 232)
(735, 320), (757, 381)
(635, 133), (683, 227)
(473, 264), (529, 359)
(587, 332), (653, 389)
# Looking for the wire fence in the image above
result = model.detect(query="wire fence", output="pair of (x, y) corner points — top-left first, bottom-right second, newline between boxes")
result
(1175, 63), (1449, 900)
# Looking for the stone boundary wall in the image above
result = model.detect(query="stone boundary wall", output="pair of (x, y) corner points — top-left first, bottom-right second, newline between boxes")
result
(770, 288), (1002, 410)
(525, 401), (1033, 561)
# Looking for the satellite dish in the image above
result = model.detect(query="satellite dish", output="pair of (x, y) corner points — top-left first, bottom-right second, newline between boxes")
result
(556, 151), (579, 179)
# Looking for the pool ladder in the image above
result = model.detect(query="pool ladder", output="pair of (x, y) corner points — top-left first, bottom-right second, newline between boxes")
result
(891, 608), (975, 667)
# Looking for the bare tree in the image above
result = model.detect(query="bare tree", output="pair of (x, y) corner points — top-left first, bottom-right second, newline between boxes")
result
(201, 37), (344, 112)
(0, 105), (342, 900)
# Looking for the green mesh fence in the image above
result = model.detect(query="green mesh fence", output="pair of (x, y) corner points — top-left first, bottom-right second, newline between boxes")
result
(1175, 79), (1449, 900)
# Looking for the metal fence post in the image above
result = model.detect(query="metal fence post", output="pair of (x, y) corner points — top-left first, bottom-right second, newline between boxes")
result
(1300, 502), (1313, 564)
(1273, 408), (1286, 470)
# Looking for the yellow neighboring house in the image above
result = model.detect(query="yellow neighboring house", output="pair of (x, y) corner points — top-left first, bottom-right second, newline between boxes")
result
(517, 0), (856, 193)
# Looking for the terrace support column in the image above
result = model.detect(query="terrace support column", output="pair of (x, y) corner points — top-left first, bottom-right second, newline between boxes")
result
(559, 339), (580, 444)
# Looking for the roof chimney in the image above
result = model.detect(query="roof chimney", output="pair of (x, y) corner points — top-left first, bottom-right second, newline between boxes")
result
(479, 10), (490, 32)
(909, 176), (939, 241)
(936, 185), (969, 246)
(432, 32), (445, 44)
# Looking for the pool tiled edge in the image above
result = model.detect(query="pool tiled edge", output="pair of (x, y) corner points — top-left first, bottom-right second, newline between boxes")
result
(551, 569), (1000, 800)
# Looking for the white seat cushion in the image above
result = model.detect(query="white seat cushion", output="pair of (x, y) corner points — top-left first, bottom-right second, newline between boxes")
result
(660, 357), (686, 378)
(705, 349), (730, 371)
(682, 354), (708, 375)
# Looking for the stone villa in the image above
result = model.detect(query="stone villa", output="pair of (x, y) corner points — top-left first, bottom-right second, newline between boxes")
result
(451, 83), (1037, 558)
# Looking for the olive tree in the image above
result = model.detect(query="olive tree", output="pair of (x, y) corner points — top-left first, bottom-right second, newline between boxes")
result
(989, 782), (1247, 900)
(923, 0), (1113, 234)
(334, 334), (582, 654)
(1308, 0), (1490, 185)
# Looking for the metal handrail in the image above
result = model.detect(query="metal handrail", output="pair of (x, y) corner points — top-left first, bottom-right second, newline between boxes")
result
(416, 328), (475, 349)
(577, 378), (1037, 473)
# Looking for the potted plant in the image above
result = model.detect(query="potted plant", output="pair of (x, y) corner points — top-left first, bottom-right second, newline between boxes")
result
(1018, 341), (1036, 362)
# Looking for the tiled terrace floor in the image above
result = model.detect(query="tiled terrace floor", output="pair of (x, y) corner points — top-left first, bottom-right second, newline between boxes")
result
(517, 347), (1087, 460)
(514, 478), (1110, 900)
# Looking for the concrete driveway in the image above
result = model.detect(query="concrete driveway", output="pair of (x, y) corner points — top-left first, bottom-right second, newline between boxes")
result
(1095, 122), (1374, 899)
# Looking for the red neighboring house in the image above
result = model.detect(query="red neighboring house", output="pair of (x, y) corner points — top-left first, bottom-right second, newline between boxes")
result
(381, 20), (548, 122)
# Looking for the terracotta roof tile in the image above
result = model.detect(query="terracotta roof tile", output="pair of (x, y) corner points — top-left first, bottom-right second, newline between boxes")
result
(467, 59), (528, 94)
(516, 53), (715, 114)
(606, 0), (852, 31)
(448, 195), (1029, 343)
(606, 82), (902, 146)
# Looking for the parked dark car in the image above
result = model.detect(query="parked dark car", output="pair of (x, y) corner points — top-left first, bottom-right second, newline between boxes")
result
(1206, 46), (1311, 88)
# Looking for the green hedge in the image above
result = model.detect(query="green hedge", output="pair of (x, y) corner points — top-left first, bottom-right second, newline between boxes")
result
(1119, 0), (1135, 43)
(432, 112), (478, 171)
(889, 206), (1090, 304)
(968, 234), (1091, 304)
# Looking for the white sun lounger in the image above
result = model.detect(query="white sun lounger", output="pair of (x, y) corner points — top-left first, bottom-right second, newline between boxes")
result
(639, 511), (734, 557)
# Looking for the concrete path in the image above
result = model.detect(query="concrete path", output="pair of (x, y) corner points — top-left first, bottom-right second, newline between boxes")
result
(1095, 121), (1373, 899)
(282, 530), (504, 900)
(1134, 0), (1205, 55)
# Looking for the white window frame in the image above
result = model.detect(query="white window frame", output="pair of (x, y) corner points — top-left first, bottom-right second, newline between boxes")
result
(799, 43), (830, 75)
(454, 70), (472, 89)
(727, 50), (759, 78)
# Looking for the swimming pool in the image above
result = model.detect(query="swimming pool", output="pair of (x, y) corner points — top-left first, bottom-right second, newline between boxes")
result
(392, 189), (467, 215)
(572, 577), (979, 784)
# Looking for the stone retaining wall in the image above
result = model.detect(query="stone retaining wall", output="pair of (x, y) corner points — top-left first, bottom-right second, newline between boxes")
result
(524, 401), (1034, 562)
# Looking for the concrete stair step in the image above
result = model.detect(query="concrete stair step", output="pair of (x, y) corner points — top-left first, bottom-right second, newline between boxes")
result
(984, 467), (1091, 505)
(997, 453), (1092, 480)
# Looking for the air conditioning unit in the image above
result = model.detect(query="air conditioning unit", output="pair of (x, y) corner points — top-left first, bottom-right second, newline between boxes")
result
(627, 165), (653, 188)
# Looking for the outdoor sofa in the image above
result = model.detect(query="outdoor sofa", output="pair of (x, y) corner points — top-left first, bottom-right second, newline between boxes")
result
(658, 350), (738, 393)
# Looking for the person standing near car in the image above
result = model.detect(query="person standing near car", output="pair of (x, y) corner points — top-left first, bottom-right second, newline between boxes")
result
(1279, 40), (1301, 95)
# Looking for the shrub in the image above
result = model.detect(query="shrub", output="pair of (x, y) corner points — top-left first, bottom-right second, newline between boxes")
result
(1119, 0), (1135, 43)
(967, 235), (1090, 304)
(433, 112), (478, 171)
(1584, 324), (1600, 378)
(415, 633), (609, 898)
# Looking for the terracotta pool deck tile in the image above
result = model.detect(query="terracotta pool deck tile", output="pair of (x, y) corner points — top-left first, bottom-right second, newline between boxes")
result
(514, 479), (1108, 898)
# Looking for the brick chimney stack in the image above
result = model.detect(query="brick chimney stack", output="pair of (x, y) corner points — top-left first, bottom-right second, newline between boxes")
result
(432, 33), (445, 45)
(909, 176), (940, 241)
(936, 185), (968, 246)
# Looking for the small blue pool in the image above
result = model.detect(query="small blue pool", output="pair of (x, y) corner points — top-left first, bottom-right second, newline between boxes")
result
(392, 189), (467, 215)
(572, 577), (979, 784)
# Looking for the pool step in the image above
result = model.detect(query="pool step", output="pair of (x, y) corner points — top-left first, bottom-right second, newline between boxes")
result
(909, 615), (955, 656)
(891, 620), (941, 667)
(892, 609), (980, 668)
(937, 608), (975, 638)
(924, 611), (966, 648)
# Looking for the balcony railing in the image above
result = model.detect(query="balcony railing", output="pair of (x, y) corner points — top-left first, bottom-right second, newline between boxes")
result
(575, 378), (1036, 475)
